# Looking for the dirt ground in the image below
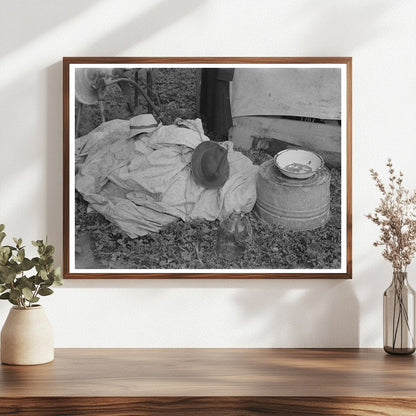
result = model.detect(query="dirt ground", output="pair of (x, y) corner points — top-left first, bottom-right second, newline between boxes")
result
(75, 68), (342, 270)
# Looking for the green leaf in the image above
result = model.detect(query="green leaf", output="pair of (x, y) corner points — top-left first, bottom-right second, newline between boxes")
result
(0, 232), (5, 244)
(35, 253), (53, 265)
(9, 288), (21, 301)
(52, 267), (63, 286)
(8, 297), (18, 306)
(0, 246), (10, 255)
(0, 285), (6, 293)
(13, 237), (22, 248)
(32, 240), (43, 247)
(0, 224), (4, 232)
(22, 287), (34, 301)
(1, 270), (16, 285)
(0, 292), (9, 300)
(17, 276), (35, 290)
(17, 248), (25, 263)
(8, 263), (21, 275)
(3, 245), (17, 251)
(39, 269), (48, 281)
(20, 258), (34, 271)
(0, 246), (10, 265)
(45, 245), (55, 256)
(52, 266), (61, 278)
(34, 274), (43, 285)
(38, 287), (53, 296)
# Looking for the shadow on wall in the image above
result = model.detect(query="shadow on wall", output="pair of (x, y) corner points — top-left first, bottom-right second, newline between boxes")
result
(233, 279), (359, 347)
(46, 62), (63, 262)
(0, 0), (101, 56)
(83, 0), (204, 56)
(56, 277), (359, 348)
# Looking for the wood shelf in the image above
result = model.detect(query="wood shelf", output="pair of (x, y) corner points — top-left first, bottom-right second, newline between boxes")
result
(1, 348), (415, 415)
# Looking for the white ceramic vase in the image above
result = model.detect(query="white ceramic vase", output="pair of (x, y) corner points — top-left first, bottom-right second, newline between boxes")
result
(1, 305), (54, 365)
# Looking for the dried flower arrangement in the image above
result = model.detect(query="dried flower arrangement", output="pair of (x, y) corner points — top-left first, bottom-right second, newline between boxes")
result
(366, 159), (416, 272)
(367, 159), (416, 354)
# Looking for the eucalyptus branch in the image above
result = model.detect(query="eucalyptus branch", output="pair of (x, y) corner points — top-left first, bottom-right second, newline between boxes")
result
(0, 225), (62, 309)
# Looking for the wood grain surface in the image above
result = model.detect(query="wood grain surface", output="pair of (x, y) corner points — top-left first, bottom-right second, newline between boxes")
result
(1, 348), (415, 415)
(1, 397), (416, 416)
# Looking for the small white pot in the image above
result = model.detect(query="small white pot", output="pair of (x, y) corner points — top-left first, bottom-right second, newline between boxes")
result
(1, 305), (54, 365)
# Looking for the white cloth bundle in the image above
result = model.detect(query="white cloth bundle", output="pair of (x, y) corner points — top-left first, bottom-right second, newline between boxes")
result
(76, 118), (258, 238)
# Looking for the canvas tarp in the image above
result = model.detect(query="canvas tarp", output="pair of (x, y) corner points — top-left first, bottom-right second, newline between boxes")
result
(231, 68), (341, 120)
(75, 118), (258, 238)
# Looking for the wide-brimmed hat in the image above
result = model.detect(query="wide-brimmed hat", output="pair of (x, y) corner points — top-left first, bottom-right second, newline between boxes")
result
(129, 114), (158, 138)
(191, 141), (230, 189)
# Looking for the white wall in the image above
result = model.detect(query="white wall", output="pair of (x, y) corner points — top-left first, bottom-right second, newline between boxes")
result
(0, 0), (415, 348)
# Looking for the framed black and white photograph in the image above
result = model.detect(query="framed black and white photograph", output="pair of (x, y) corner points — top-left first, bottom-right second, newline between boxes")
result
(63, 57), (352, 279)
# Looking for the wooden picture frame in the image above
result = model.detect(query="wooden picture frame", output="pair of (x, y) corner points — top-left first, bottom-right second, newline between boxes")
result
(63, 57), (352, 279)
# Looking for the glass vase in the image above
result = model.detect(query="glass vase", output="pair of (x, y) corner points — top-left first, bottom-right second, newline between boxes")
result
(383, 271), (415, 355)
(216, 212), (252, 261)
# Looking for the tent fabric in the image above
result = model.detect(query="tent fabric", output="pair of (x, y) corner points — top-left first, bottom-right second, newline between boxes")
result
(75, 118), (258, 238)
(231, 68), (341, 120)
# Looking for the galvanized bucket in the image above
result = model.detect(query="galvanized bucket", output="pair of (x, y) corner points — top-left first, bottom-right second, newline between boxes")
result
(255, 159), (331, 231)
